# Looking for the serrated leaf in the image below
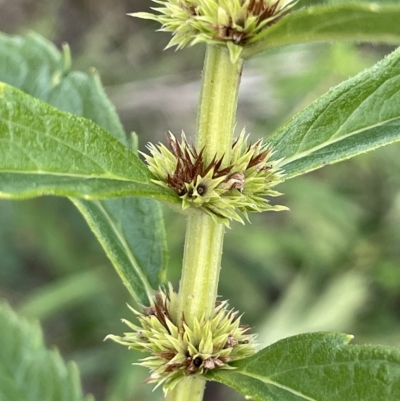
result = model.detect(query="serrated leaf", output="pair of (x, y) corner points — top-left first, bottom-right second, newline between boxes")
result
(0, 82), (176, 201)
(269, 46), (400, 178)
(243, 3), (400, 59)
(0, 302), (92, 401)
(209, 332), (400, 401)
(0, 32), (171, 304)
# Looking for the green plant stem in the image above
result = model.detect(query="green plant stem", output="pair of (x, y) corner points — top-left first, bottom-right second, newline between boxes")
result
(178, 210), (225, 325)
(196, 45), (243, 160)
(166, 377), (205, 401)
(178, 45), (243, 324)
(168, 45), (243, 401)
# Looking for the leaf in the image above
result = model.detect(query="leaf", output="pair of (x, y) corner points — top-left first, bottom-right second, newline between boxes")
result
(0, 32), (126, 144)
(209, 332), (400, 401)
(0, 82), (176, 201)
(0, 32), (60, 101)
(0, 32), (171, 303)
(70, 198), (167, 304)
(243, 3), (400, 59)
(0, 302), (92, 401)
(269, 46), (400, 178)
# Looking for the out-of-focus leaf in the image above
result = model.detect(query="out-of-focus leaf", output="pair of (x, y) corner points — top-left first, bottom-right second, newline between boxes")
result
(210, 332), (400, 401)
(244, 3), (400, 59)
(258, 271), (368, 347)
(269, 46), (400, 178)
(0, 302), (93, 401)
(0, 32), (126, 144)
(18, 269), (108, 321)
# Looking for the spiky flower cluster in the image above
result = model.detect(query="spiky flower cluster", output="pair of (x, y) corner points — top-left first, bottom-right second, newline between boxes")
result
(106, 286), (256, 393)
(143, 130), (287, 225)
(132, 0), (298, 62)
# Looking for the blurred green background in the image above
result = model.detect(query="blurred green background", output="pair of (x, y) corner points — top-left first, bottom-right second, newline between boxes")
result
(1, 1), (400, 400)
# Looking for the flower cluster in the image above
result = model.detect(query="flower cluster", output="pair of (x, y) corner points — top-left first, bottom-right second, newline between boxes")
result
(142, 130), (287, 226)
(106, 285), (256, 393)
(132, 0), (298, 62)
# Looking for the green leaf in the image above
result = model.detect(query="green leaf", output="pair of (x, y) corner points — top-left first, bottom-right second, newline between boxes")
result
(0, 82), (176, 201)
(209, 332), (400, 401)
(243, 3), (400, 59)
(70, 198), (167, 304)
(0, 32), (60, 101)
(0, 302), (92, 401)
(0, 32), (170, 304)
(0, 32), (126, 144)
(269, 46), (400, 178)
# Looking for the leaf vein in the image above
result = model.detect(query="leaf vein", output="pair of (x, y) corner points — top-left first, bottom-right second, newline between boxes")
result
(281, 115), (400, 167)
(236, 371), (318, 401)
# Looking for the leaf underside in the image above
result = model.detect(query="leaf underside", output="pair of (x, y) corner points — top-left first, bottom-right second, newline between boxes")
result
(70, 197), (168, 303)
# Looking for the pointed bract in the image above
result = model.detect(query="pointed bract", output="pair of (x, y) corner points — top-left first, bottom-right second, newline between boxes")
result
(142, 130), (287, 225)
(106, 286), (256, 393)
(131, 0), (298, 62)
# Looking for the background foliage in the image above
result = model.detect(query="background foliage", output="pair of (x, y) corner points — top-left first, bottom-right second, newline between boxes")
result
(1, 0), (400, 400)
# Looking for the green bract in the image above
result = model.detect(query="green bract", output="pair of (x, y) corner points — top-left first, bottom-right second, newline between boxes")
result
(143, 131), (287, 225)
(106, 285), (256, 393)
(132, 0), (298, 62)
